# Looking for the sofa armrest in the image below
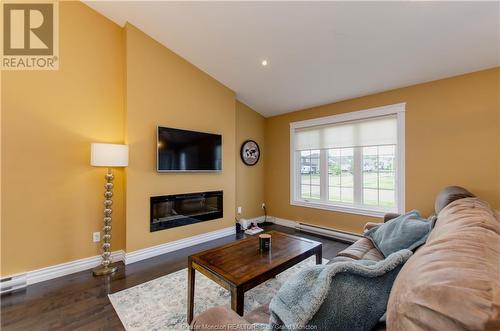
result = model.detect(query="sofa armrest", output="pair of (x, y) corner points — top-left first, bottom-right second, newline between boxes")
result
(191, 306), (255, 330)
(363, 212), (400, 234)
(383, 212), (400, 223)
(363, 222), (382, 233)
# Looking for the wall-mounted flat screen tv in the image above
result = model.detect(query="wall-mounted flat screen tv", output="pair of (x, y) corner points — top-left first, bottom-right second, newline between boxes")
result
(157, 126), (222, 172)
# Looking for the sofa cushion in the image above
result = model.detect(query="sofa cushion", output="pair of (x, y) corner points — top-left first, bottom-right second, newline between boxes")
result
(364, 210), (434, 257)
(336, 237), (384, 261)
(387, 197), (500, 330)
(244, 304), (270, 324)
(191, 306), (253, 331)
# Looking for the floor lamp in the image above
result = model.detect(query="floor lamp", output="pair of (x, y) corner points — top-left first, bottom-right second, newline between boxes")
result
(90, 143), (129, 276)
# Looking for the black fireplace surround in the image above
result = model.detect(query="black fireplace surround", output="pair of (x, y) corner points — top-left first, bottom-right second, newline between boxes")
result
(150, 191), (223, 232)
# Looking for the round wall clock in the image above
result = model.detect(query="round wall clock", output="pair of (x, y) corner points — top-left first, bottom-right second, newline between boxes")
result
(240, 140), (260, 166)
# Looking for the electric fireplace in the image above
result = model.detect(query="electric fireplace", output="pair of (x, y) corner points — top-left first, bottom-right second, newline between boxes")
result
(150, 191), (223, 232)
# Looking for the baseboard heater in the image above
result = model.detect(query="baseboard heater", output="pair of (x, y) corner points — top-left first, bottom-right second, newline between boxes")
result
(295, 223), (362, 243)
(1, 273), (27, 294)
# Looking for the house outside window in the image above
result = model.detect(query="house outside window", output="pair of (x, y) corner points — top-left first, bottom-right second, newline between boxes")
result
(290, 103), (405, 217)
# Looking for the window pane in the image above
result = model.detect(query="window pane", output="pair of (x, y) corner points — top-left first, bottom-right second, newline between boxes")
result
(379, 145), (395, 172)
(301, 173), (311, 185)
(379, 145), (395, 155)
(311, 185), (321, 199)
(310, 158), (320, 174)
(379, 172), (395, 190)
(328, 149), (341, 188)
(340, 147), (353, 189)
(328, 153), (340, 172)
(363, 156), (377, 172)
(329, 186), (341, 201)
(311, 173), (321, 185)
(310, 150), (320, 156)
(379, 156), (394, 171)
(341, 147), (353, 156)
(363, 146), (377, 155)
(329, 175), (340, 186)
(328, 149), (340, 157)
(299, 149), (321, 201)
(300, 150), (311, 157)
(341, 187), (353, 203)
(380, 190), (395, 207)
(300, 150), (311, 175)
(362, 146), (378, 172)
(341, 171), (353, 187)
(363, 171), (378, 189)
(360, 145), (397, 209)
(328, 157), (340, 172)
(363, 188), (378, 206)
(301, 185), (310, 199)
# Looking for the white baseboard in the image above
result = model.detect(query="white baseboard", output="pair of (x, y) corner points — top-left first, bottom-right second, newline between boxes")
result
(296, 223), (362, 243)
(29, 250), (125, 285)
(270, 216), (361, 243)
(124, 226), (236, 265)
(1, 250), (125, 294)
(271, 217), (299, 228)
(1, 225), (236, 292)
(0, 273), (27, 294)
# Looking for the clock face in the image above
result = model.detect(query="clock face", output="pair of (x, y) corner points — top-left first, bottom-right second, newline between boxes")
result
(240, 140), (260, 166)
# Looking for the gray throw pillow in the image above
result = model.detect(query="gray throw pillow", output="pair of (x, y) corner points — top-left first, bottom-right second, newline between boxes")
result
(364, 210), (434, 257)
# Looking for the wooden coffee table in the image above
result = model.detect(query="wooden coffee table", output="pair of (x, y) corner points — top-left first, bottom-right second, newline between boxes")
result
(187, 230), (322, 323)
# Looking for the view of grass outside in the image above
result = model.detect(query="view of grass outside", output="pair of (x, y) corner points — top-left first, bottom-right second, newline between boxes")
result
(300, 149), (321, 200)
(301, 172), (395, 206)
(361, 172), (395, 207)
(362, 145), (395, 207)
(300, 145), (396, 208)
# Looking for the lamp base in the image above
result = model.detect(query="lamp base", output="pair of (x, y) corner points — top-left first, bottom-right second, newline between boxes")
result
(92, 265), (117, 276)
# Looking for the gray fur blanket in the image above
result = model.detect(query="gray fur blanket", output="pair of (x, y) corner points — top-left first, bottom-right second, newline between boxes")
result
(265, 249), (413, 330)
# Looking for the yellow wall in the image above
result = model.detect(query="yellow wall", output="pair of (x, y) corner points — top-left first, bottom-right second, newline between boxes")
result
(265, 68), (500, 234)
(236, 101), (265, 219)
(124, 24), (236, 252)
(1, 2), (126, 275)
(1, 1), (498, 277)
(1, 4), (242, 275)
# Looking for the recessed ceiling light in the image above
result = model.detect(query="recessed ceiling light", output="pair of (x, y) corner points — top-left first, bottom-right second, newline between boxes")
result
(261, 59), (268, 66)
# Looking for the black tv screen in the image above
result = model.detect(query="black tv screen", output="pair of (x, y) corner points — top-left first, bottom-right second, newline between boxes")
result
(157, 126), (222, 172)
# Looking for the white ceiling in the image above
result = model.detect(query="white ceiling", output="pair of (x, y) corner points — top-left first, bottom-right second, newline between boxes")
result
(84, 1), (500, 117)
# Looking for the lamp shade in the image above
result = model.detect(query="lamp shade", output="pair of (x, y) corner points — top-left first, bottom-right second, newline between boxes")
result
(90, 143), (128, 167)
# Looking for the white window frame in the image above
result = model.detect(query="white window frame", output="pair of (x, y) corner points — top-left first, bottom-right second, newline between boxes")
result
(290, 103), (405, 218)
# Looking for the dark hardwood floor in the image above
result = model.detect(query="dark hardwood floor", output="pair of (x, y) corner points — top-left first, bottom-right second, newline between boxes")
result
(1, 224), (349, 331)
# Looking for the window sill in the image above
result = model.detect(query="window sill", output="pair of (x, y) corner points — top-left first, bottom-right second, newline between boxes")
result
(290, 199), (395, 218)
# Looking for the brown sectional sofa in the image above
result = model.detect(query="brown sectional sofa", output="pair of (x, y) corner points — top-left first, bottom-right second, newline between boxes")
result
(387, 196), (499, 330)
(192, 187), (500, 330)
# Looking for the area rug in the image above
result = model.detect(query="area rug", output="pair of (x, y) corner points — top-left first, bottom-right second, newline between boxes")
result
(109, 256), (328, 331)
